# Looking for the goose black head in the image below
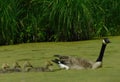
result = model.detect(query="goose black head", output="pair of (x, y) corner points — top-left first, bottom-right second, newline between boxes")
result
(103, 38), (111, 44)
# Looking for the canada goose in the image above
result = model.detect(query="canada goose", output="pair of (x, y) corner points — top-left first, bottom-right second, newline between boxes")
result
(12, 62), (21, 72)
(23, 61), (33, 68)
(1, 63), (16, 73)
(25, 61), (53, 72)
(23, 61), (33, 72)
(13, 62), (21, 68)
(52, 38), (111, 70)
(1, 63), (10, 71)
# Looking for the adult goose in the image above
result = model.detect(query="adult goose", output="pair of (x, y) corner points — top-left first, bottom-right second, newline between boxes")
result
(52, 38), (111, 70)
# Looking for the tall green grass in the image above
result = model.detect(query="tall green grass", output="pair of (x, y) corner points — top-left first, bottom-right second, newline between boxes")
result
(0, 0), (120, 45)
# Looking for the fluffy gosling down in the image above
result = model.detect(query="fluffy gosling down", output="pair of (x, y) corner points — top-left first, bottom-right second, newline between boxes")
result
(24, 61), (53, 72)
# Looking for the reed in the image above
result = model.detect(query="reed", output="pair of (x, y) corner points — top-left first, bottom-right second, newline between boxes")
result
(0, 0), (119, 45)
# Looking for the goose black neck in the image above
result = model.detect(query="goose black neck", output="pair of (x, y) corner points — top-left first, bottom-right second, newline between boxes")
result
(96, 43), (107, 62)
